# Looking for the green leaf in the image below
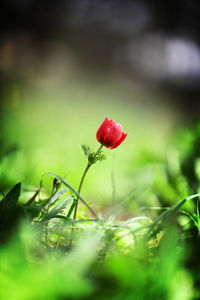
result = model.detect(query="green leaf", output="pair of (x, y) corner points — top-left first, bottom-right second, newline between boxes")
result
(0, 182), (21, 218)
(41, 196), (73, 222)
(81, 144), (91, 159)
(0, 183), (21, 238)
(66, 201), (76, 218)
(81, 144), (106, 165)
(49, 188), (68, 204)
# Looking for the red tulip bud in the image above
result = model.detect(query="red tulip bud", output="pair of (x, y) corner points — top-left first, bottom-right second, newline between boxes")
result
(96, 117), (127, 149)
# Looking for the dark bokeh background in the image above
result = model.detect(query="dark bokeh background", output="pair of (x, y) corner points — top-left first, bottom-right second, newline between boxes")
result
(1, 0), (200, 113)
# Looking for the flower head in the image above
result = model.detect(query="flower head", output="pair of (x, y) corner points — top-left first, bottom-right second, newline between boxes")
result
(96, 117), (127, 149)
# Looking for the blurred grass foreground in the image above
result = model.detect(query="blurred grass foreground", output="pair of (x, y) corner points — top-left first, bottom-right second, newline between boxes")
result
(1, 1), (200, 299)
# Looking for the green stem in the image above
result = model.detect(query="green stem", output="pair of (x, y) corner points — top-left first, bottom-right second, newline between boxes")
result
(73, 163), (90, 220)
(73, 144), (103, 221)
(94, 144), (104, 156)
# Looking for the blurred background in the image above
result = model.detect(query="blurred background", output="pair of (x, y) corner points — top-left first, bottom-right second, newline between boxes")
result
(1, 0), (200, 215)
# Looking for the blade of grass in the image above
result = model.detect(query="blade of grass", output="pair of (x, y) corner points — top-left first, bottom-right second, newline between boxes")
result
(122, 216), (152, 226)
(148, 193), (200, 238)
(144, 206), (197, 227)
(49, 188), (68, 204)
(147, 210), (169, 236)
(41, 196), (73, 222)
(197, 199), (200, 224)
(45, 173), (98, 219)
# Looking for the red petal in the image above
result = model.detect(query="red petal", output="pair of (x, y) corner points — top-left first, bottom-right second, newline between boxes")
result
(103, 122), (122, 147)
(108, 132), (128, 149)
(96, 117), (109, 142)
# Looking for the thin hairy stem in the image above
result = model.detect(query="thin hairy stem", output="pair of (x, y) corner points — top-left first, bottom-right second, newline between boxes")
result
(73, 144), (103, 221)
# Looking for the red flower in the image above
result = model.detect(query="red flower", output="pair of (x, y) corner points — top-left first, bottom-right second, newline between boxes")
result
(96, 117), (127, 149)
